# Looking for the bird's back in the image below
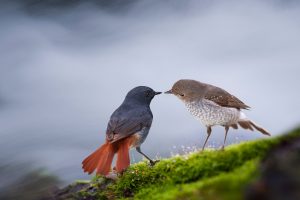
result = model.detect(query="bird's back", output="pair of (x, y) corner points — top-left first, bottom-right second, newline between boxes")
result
(106, 101), (153, 143)
(203, 83), (250, 110)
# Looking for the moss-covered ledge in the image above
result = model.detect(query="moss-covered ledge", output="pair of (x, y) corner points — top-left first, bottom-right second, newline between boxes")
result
(52, 127), (300, 200)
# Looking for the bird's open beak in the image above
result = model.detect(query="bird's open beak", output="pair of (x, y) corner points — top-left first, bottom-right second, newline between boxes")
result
(164, 89), (173, 94)
(155, 91), (162, 95)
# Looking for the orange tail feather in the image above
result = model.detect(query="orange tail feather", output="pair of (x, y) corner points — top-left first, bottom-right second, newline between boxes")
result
(115, 138), (131, 173)
(82, 137), (135, 175)
(82, 142), (115, 175)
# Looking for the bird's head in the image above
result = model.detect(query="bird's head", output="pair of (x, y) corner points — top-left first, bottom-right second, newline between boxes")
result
(165, 79), (206, 102)
(125, 86), (161, 105)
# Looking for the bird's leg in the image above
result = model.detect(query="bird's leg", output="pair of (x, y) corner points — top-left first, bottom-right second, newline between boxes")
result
(221, 126), (229, 150)
(136, 147), (159, 166)
(202, 126), (212, 151)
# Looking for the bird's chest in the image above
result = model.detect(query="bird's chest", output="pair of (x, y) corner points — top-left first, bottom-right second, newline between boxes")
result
(185, 100), (239, 126)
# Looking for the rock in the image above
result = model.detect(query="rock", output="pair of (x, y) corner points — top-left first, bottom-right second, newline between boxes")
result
(245, 136), (300, 200)
(51, 178), (115, 200)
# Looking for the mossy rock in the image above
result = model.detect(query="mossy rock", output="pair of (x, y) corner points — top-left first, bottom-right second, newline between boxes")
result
(57, 127), (300, 200)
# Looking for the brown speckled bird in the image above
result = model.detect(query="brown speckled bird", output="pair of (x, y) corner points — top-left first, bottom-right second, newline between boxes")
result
(165, 79), (270, 150)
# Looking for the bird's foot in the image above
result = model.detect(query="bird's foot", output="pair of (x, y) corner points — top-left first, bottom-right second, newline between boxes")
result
(219, 146), (225, 151)
(105, 172), (118, 180)
(111, 166), (127, 177)
(149, 160), (160, 166)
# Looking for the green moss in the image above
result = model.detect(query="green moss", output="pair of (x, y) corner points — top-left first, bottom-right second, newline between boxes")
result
(133, 159), (258, 200)
(86, 127), (300, 200)
(113, 139), (275, 197)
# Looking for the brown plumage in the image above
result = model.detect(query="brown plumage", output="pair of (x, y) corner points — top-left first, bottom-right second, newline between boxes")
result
(166, 79), (270, 150)
(168, 79), (250, 110)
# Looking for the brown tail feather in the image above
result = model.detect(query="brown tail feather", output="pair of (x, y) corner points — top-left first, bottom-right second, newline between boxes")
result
(82, 142), (116, 175)
(238, 120), (271, 136)
(249, 121), (271, 136)
(238, 121), (254, 131)
(230, 124), (238, 129)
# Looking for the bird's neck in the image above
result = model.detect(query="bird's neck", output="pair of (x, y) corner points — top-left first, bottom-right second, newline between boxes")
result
(122, 98), (150, 107)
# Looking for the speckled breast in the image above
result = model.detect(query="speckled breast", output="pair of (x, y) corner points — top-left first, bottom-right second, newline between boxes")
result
(185, 99), (240, 126)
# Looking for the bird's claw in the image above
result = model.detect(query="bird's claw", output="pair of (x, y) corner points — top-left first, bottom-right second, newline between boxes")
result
(105, 172), (118, 180)
(149, 160), (160, 166)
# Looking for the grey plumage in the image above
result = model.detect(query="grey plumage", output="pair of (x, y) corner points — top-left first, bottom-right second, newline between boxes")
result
(106, 86), (161, 164)
(82, 86), (161, 175)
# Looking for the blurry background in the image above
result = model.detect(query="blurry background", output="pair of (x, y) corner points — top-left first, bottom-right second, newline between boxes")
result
(0, 0), (300, 194)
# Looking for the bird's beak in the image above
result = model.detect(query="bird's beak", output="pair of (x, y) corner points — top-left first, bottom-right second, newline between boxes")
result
(164, 89), (173, 94)
(154, 91), (162, 95)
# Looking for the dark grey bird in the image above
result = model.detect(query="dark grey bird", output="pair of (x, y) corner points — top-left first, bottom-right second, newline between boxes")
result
(165, 79), (270, 150)
(82, 86), (161, 175)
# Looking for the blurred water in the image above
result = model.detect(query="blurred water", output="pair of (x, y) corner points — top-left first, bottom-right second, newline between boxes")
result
(0, 0), (300, 185)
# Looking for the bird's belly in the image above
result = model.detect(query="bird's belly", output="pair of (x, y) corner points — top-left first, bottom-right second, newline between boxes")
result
(185, 100), (240, 126)
(130, 127), (150, 148)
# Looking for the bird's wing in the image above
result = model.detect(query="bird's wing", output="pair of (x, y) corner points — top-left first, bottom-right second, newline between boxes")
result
(204, 85), (250, 110)
(106, 106), (153, 143)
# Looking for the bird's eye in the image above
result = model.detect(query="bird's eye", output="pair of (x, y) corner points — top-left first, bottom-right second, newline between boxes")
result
(180, 93), (185, 97)
(145, 91), (151, 97)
